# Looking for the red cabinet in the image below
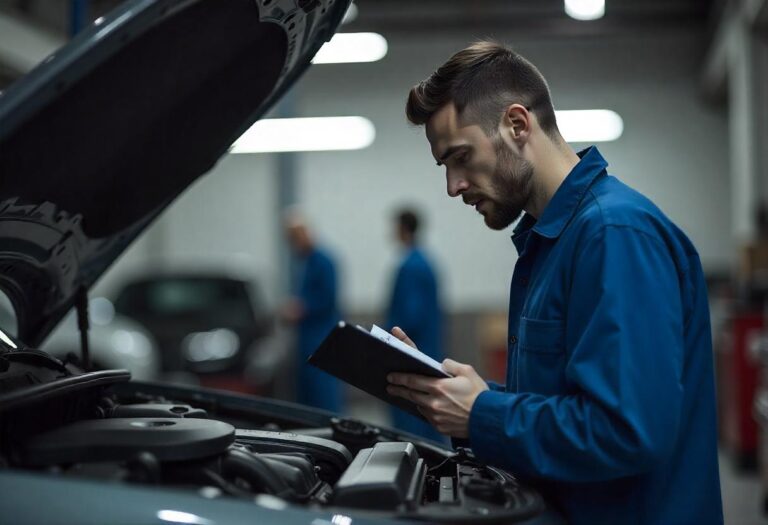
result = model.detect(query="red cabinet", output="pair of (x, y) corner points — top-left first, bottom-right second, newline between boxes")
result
(718, 313), (763, 469)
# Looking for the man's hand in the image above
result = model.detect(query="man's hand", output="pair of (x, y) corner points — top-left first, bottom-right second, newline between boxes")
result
(386, 327), (489, 439)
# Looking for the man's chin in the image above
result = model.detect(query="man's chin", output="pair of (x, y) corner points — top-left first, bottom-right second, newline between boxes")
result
(483, 209), (522, 231)
(484, 215), (510, 231)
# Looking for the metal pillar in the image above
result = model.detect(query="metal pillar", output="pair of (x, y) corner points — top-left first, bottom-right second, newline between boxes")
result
(703, 0), (768, 242)
(275, 88), (299, 297)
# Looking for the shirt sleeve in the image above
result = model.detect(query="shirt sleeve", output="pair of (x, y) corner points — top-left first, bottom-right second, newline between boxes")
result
(468, 225), (685, 482)
(486, 381), (505, 392)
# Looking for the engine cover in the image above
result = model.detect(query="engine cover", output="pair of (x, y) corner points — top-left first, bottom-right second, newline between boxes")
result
(23, 418), (235, 465)
(333, 442), (423, 510)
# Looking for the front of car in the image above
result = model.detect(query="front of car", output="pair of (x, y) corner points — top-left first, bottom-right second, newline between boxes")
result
(0, 1), (563, 523)
(112, 272), (274, 392)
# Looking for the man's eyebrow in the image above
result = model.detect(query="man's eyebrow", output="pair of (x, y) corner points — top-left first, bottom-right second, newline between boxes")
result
(435, 145), (468, 166)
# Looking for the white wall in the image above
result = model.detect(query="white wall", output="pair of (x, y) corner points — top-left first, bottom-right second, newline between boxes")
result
(96, 29), (732, 314)
(93, 153), (278, 303)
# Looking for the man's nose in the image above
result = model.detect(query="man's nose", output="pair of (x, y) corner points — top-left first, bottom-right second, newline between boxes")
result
(447, 172), (469, 198)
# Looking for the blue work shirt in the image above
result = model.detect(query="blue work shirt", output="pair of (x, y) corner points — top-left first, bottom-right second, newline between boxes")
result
(468, 147), (723, 524)
(387, 247), (443, 362)
(387, 247), (445, 443)
(295, 247), (343, 412)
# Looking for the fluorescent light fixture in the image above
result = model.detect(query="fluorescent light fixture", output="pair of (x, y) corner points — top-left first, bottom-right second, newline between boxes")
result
(555, 110), (623, 143)
(564, 0), (605, 20)
(312, 32), (387, 64)
(230, 116), (375, 153)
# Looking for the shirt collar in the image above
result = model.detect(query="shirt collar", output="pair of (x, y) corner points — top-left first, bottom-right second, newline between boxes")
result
(512, 146), (608, 242)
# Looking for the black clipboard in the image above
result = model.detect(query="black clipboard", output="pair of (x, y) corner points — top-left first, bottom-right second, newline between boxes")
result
(308, 322), (450, 419)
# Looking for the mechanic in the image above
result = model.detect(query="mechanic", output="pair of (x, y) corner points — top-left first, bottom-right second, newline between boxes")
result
(282, 210), (344, 413)
(385, 40), (723, 524)
(386, 208), (446, 443)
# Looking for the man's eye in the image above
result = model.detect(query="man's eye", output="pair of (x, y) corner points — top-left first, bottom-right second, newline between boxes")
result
(457, 153), (469, 164)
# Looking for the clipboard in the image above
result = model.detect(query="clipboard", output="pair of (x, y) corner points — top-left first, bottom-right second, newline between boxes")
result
(308, 322), (450, 419)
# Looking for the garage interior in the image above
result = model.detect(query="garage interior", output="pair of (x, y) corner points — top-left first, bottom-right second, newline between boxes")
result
(1, 0), (767, 523)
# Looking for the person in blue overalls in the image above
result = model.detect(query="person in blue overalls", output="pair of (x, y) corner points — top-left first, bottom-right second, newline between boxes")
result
(281, 211), (343, 413)
(385, 41), (723, 524)
(386, 209), (446, 444)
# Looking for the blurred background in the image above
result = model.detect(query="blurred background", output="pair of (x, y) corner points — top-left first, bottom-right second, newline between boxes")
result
(0, 0), (767, 522)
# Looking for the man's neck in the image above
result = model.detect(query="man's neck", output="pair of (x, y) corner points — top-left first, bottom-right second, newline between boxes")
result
(526, 138), (580, 218)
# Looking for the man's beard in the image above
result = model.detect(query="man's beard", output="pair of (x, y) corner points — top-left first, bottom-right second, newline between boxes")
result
(482, 136), (534, 230)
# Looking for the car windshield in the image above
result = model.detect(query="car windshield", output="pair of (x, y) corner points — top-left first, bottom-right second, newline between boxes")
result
(116, 279), (255, 321)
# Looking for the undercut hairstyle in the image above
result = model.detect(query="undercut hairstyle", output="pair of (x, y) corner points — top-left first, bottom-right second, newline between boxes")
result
(406, 40), (559, 139)
(397, 209), (420, 237)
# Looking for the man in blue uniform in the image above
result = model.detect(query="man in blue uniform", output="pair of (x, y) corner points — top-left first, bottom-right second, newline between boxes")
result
(386, 41), (723, 524)
(386, 209), (445, 443)
(282, 212), (343, 413)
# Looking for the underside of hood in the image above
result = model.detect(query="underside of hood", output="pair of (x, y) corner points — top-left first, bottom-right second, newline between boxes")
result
(0, 0), (349, 345)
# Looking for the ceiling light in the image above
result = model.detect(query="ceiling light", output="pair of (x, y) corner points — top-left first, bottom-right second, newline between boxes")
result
(564, 0), (605, 21)
(230, 116), (375, 153)
(555, 110), (623, 143)
(311, 32), (387, 64)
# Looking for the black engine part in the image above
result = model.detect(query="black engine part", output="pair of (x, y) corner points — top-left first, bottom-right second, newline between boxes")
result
(220, 447), (320, 501)
(110, 403), (208, 419)
(235, 428), (352, 482)
(332, 442), (424, 511)
(23, 417), (234, 465)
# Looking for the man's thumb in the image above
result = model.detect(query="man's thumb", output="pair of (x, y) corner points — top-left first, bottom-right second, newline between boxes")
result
(442, 358), (463, 375)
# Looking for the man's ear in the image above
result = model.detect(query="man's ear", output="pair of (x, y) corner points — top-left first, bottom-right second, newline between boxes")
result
(501, 103), (531, 143)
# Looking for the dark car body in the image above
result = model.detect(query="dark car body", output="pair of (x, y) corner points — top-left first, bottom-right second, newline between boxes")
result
(114, 272), (273, 391)
(0, 1), (563, 523)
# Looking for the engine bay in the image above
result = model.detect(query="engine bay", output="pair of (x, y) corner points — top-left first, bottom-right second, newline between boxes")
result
(0, 355), (549, 524)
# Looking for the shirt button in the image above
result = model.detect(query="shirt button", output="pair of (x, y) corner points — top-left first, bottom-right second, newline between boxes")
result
(520, 277), (529, 285)
(509, 335), (518, 345)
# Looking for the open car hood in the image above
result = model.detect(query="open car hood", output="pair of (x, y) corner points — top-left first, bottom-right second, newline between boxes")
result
(0, 0), (348, 346)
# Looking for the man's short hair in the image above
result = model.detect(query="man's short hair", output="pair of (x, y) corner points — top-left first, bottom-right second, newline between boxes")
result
(406, 40), (559, 138)
(397, 209), (420, 236)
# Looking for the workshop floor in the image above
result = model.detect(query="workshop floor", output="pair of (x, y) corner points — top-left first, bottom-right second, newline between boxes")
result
(720, 451), (764, 525)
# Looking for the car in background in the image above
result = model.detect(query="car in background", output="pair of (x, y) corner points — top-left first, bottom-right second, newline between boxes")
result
(43, 296), (160, 381)
(113, 272), (274, 393)
(0, 1), (563, 523)
(0, 294), (159, 381)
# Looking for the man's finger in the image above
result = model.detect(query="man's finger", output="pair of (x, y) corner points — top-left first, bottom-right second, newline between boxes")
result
(417, 406), (438, 424)
(387, 372), (440, 393)
(387, 385), (432, 407)
(391, 326), (417, 348)
(442, 358), (472, 376)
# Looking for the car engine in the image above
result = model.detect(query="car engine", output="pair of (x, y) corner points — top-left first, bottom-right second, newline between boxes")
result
(0, 351), (552, 524)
